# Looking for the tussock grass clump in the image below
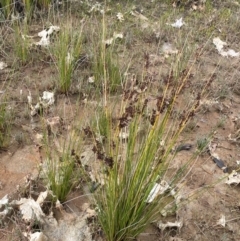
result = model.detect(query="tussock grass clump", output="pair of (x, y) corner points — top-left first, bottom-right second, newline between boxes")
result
(94, 47), (214, 241)
(0, 0), (52, 19)
(93, 45), (122, 94)
(43, 130), (83, 202)
(44, 152), (76, 202)
(13, 22), (30, 64)
(89, 15), (124, 96)
(0, 100), (12, 148)
(94, 107), (112, 139)
(0, 0), (12, 19)
(51, 25), (82, 93)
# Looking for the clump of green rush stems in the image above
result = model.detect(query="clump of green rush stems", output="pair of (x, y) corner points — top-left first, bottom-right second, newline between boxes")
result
(94, 47), (214, 241)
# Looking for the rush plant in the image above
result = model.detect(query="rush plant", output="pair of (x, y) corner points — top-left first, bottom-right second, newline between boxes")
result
(51, 25), (82, 93)
(94, 46), (213, 241)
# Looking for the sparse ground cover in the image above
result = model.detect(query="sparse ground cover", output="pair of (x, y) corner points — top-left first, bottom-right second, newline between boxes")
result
(1, 0), (240, 240)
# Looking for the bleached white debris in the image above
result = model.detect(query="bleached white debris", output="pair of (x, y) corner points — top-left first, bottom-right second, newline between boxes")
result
(35, 133), (43, 142)
(147, 183), (162, 203)
(0, 61), (7, 70)
(42, 91), (55, 106)
(12, 198), (45, 223)
(213, 37), (227, 52)
(105, 39), (113, 45)
(27, 94), (32, 105)
(158, 220), (183, 231)
(0, 195), (8, 209)
(36, 191), (49, 206)
(89, 2), (104, 13)
(113, 33), (123, 39)
(11, 13), (21, 21)
(21, 34), (34, 40)
(88, 76), (95, 83)
(170, 17), (185, 28)
(225, 170), (240, 185)
(213, 37), (239, 57)
(147, 180), (170, 203)
(228, 133), (240, 143)
(46, 26), (60, 35)
(44, 214), (93, 241)
(0, 195), (11, 223)
(200, 99), (219, 106)
(55, 199), (64, 211)
(104, 32), (123, 45)
(36, 35), (50, 46)
(216, 214), (226, 227)
(0, 208), (13, 220)
(117, 12), (124, 22)
(208, 142), (219, 159)
(220, 49), (239, 57)
(169, 238), (184, 241)
(38, 26), (60, 38)
(36, 26), (60, 47)
(29, 232), (48, 241)
(31, 103), (40, 116)
(28, 91), (55, 116)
